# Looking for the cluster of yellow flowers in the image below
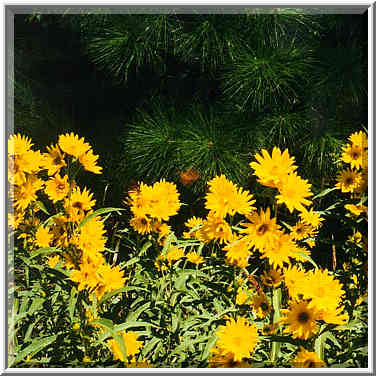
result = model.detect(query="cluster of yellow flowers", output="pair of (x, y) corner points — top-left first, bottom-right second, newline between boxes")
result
(126, 180), (181, 243)
(181, 148), (321, 269)
(218, 265), (347, 365)
(8, 133), (126, 301)
(336, 131), (368, 194)
(280, 267), (348, 337)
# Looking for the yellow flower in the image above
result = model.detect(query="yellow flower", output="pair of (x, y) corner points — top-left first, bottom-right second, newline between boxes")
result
(183, 216), (204, 240)
(345, 203), (367, 217)
(300, 269), (345, 313)
(95, 264), (126, 299)
(45, 174), (70, 203)
(305, 239), (315, 248)
(186, 251), (204, 265)
(83, 356), (90, 363)
(259, 231), (297, 268)
(291, 347), (325, 368)
(348, 231), (362, 244)
(130, 215), (153, 235)
(64, 186), (96, 222)
(205, 175), (255, 218)
(299, 208), (324, 229)
(166, 247), (184, 266)
(341, 143), (366, 170)
(148, 179), (181, 221)
(42, 144), (67, 176)
(280, 300), (320, 340)
(290, 221), (312, 241)
(127, 180), (181, 221)
(76, 216), (107, 257)
(282, 265), (307, 299)
(202, 212), (233, 244)
(73, 323), (80, 331)
(58, 132), (91, 158)
(318, 306), (349, 326)
(336, 168), (362, 193)
(13, 175), (44, 211)
(47, 255), (60, 268)
(275, 172), (313, 213)
(355, 292), (367, 307)
(261, 268), (282, 288)
(107, 331), (143, 362)
(185, 216), (204, 229)
(152, 221), (171, 239)
(250, 147), (297, 188)
(209, 346), (252, 368)
(71, 262), (100, 291)
(250, 294), (272, 319)
(8, 133), (33, 156)
(8, 133), (44, 184)
(235, 288), (250, 305)
(8, 210), (24, 230)
(79, 150), (102, 174)
(223, 237), (250, 267)
(349, 130), (368, 150)
(240, 207), (280, 252)
(292, 246), (312, 263)
(214, 316), (259, 363)
(35, 226), (53, 248)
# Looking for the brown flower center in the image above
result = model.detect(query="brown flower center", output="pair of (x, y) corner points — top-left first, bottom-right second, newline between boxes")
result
(72, 201), (83, 209)
(257, 224), (268, 235)
(298, 311), (310, 323)
(140, 218), (148, 225)
(260, 302), (269, 311)
(345, 177), (354, 185)
(57, 183), (66, 190)
(53, 156), (62, 165)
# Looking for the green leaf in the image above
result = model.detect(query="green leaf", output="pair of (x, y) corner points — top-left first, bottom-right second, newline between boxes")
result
(29, 247), (61, 259)
(295, 251), (318, 269)
(314, 331), (327, 361)
(28, 297), (44, 316)
(68, 287), (78, 322)
(124, 257), (140, 267)
(201, 334), (217, 361)
(42, 212), (64, 227)
(138, 241), (152, 257)
(35, 201), (50, 215)
(141, 337), (161, 358)
(92, 318), (115, 334)
(312, 187), (337, 200)
(126, 302), (151, 321)
(114, 321), (159, 332)
(325, 332), (341, 349)
(12, 335), (57, 365)
(76, 207), (125, 231)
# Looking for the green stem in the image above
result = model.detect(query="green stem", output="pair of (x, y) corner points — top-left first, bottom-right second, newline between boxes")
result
(270, 287), (282, 365)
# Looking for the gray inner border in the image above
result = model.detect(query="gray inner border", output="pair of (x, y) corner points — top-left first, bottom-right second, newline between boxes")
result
(3, 3), (373, 375)
(4, 4), (373, 14)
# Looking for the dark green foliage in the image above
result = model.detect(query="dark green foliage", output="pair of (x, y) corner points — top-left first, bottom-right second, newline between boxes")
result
(222, 45), (314, 112)
(86, 15), (177, 82)
(121, 103), (253, 193)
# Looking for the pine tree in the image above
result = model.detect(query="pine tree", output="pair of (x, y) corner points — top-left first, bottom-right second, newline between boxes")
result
(14, 11), (367, 204)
